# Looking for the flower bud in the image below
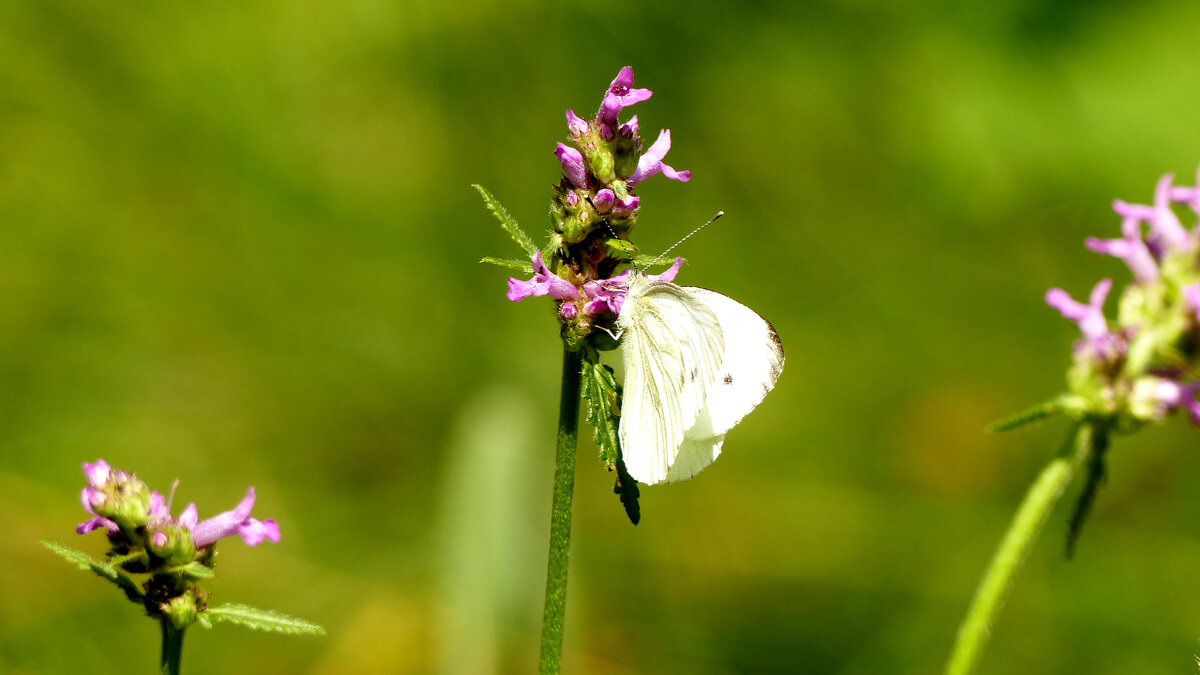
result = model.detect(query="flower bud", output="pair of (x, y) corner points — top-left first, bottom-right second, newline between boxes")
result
(161, 591), (202, 629)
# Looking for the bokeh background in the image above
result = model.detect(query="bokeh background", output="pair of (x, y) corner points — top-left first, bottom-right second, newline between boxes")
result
(3, 1), (1200, 673)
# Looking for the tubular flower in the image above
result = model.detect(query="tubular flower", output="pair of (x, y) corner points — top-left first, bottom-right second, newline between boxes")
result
(189, 488), (281, 548)
(627, 130), (691, 186)
(598, 66), (653, 132)
(507, 251), (581, 303)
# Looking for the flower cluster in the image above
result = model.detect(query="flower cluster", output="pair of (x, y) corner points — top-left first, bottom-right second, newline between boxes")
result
(1045, 170), (1200, 428)
(76, 459), (279, 627)
(507, 67), (690, 345)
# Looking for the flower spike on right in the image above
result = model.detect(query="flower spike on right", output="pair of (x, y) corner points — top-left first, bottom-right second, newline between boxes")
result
(947, 168), (1200, 675)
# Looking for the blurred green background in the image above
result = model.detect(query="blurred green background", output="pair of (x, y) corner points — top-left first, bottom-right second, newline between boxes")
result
(3, 0), (1200, 673)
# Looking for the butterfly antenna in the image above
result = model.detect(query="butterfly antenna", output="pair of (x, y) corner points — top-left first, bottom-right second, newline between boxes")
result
(639, 211), (724, 273)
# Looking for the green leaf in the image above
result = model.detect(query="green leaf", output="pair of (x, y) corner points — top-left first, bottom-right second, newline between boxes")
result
(1066, 428), (1111, 558)
(204, 603), (327, 636)
(580, 359), (641, 524)
(479, 256), (535, 274)
(173, 562), (215, 580)
(986, 399), (1064, 433)
(42, 541), (144, 602)
(628, 254), (685, 272)
(582, 360), (622, 467)
(474, 184), (537, 257)
(604, 239), (637, 260)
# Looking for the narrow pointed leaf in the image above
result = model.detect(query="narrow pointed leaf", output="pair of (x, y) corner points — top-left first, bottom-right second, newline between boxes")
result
(581, 359), (640, 523)
(205, 603), (327, 636)
(173, 562), (215, 580)
(42, 540), (144, 601)
(986, 399), (1064, 433)
(474, 184), (537, 256)
(479, 256), (535, 274)
(1066, 429), (1110, 557)
(613, 457), (641, 525)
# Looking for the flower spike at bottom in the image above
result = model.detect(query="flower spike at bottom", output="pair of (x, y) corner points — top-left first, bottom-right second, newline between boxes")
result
(53, 460), (323, 675)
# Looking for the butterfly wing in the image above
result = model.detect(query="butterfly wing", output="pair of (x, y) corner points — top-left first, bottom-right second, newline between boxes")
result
(665, 287), (785, 483)
(618, 280), (726, 485)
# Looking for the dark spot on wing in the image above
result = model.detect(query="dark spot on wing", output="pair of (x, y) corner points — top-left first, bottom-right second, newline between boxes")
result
(690, 367), (699, 383)
(723, 374), (733, 385)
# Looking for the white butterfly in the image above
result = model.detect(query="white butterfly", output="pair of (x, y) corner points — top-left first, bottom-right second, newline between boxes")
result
(617, 271), (784, 485)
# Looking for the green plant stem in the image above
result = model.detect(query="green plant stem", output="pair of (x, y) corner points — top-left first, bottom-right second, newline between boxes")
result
(160, 621), (185, 675)
(945, 420), (1097, 675)
(539, 346), (583, 675)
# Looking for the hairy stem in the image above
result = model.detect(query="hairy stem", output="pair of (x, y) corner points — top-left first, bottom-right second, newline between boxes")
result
(539, 347), (583, 675)
(160, 621), (185, 675)
(945, 420), (1097, 675)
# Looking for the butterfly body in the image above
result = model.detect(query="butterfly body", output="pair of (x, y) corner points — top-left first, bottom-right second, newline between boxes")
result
(617, 273), (784, 485)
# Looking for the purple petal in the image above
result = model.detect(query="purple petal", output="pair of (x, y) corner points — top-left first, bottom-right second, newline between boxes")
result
(152, 530), (168, 548)
(593, 189), (615, 214)
(611, 194), (640, 218)
(1082, 216), (1157, 282)
(506, 277), (540, 302)
(76, 515), (118, 536)
(238, 518), (281, 546)
(565, 109), (589, 137)
(178, 503), (198, 529)
(1154, 379), (1200, 425)
(506, 252), (579, 303)
(1151, 174), (1190, 250)
(1184, 282), (1200, 323)
(190, 487), (260, 549)
(559, 302), (578, 319)
(598, 66), (653, 127)
(1046, 279), (1111, 342)
(647, 257), (685, 283)
(628, 130), (690, 186)
(554, 143), (588, 189)
(583, 280), (623, 316)
(148, 491), (170, 523)
(83, 460), (111, 488)
(80, 487), (103, 513)
(618, 115), (639, 138)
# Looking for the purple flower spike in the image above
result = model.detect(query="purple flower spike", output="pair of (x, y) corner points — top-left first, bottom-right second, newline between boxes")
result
(1086, 216), (1158, 282)
(598, 66), (653, 129)
(1046, 279), (1113, 351)
(555, 143), (588, 189)
(507, 251), (580, 303)
(190, 487), (280, 549)
(565, 109), (589, 137)
(628, 130), (691, 186)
